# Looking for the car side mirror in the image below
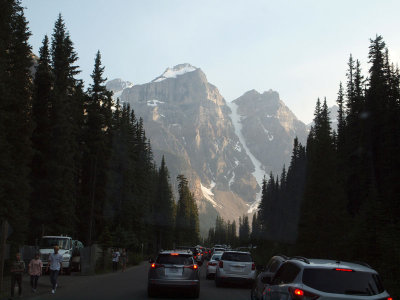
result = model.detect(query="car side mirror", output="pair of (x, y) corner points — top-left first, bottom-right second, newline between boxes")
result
(256, 264), (265, 271)
(149, 258), (155, 264)
(261, 275), (272, 284)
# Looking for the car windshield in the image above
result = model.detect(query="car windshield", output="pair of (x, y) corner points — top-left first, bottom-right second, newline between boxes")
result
(40, 238), (70, 250)
(221, 252), (252, 262)
(302, 268), (385, 295)
(156, 254), (193, 265)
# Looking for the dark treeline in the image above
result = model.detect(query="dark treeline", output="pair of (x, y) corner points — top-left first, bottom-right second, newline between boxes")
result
(0, 1), (199, 255)
(255, 36), (399, 295)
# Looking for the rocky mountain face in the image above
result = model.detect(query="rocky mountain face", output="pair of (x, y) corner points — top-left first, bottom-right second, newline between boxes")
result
(107, 64), (308, 235)
(231, 90), (308, 177)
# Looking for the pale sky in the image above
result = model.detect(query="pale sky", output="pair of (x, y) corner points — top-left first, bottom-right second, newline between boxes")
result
(22, 0), (400, 123)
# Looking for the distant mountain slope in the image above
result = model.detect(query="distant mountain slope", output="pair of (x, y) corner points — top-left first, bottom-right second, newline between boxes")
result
(232, 90), (308, 177)
(107, 64), (308, 235)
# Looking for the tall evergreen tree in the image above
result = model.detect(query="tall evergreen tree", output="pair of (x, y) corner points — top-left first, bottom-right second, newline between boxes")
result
(0, 0), (32, 247)
(153, 156), (175, 250)
(30, 35), (53, 240)
(79, 50), (113, 244)
(46, 14), (82, 235)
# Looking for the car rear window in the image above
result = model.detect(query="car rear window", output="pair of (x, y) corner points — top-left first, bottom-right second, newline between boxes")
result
(302, 268), (385, 295)
(156, 254), (193, 265)
(221, 252), (252, 262)
(211, 254), (222, 261)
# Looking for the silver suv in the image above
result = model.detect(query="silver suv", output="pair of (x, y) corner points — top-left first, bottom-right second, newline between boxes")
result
(263, 257), (392, 300)
(148, 250), (200, 298)
(215, 250), (256, 287)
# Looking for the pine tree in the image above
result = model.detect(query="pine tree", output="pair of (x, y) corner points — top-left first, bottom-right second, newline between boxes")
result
(30, 35), (53, 240)
(0, 0), (32, 247)
(175, 175), (199, 245)
(46, 14), (82, 235)
(153, 156), (175, 250)
(80, 51), (113, 244)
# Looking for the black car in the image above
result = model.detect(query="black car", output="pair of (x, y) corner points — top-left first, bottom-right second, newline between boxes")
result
(251, 254), (287, 300)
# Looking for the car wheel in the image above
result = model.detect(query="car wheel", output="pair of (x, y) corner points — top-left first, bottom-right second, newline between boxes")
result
(250, 286), (258, 300)
(65, 266), (71, 275)
(191, 286), (200, 298)
(147, 286), (157, 298)
(215, 277), (222, 287)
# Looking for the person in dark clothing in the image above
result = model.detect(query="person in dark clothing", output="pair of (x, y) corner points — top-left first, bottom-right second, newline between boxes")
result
(10, 252), (25, 299)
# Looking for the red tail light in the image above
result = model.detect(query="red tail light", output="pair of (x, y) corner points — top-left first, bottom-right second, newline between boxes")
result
(194, 255), (197, 259)
(184, 264), (198, 270)
(151, 263), (164, 269)
(387, 298), (393, 300)
(335, 268), (353, 272)
(294, 289), (304, 296)
(219, 261), (223, 268)
(252, 263), (255, 270)
(288, 287), (319, 300)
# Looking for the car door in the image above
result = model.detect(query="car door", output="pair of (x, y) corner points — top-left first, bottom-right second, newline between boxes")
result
(266, 262), (301, 300)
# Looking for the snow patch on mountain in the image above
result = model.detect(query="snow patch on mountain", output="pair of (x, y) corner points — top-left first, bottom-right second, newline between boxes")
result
(227, 101), (265, 213)
(153, 63), (197, 82)
(147, 99), (165, 107)
(201, 182), (222, 208)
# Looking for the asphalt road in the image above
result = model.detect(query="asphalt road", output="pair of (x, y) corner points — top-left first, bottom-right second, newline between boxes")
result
(22, 262), (251, 300)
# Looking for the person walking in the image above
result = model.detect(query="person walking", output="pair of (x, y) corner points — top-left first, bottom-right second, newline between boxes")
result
(10, 252), (25, 299)
(46, 245), (63, 294)
(112, 248), (120, 272)
(120, 249), (127, 272)
(28, 253), (43, 292)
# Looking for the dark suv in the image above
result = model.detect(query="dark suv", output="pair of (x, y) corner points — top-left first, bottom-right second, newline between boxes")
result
(148, 250), (200, 298)
(251, 254), (287, 300)
(263, 257), (392, 300)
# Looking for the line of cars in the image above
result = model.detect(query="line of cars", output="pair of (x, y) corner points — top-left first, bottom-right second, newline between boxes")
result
(148, 247), (393, 299)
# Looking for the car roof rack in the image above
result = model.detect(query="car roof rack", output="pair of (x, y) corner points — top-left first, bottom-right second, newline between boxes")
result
(352, 261), (372, 268)
(290, 256), (310, 264)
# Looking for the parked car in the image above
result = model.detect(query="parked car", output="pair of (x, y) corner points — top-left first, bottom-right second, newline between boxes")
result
(251, 254), (288, 300)
(206, 253), (223, 279)
(39, 235), (77, 274)
(215, 250), (256, 287)
(263, 257), (392, 300)
(148, 250), (200, 298)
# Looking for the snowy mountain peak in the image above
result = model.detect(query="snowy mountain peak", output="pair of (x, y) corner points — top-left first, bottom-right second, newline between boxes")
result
(152, 63), (198, 82)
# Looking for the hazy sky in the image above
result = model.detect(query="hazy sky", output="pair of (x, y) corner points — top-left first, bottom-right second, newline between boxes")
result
(22, 0), (400, 123)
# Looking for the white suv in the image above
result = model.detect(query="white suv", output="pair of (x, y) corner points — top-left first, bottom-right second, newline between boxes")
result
(215, 250), (256, 287)
(263, 257), (392, 300)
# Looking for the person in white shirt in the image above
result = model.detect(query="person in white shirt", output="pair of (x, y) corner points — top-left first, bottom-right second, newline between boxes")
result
(46, 245), (63, 294)
(112, 248), (120, 272)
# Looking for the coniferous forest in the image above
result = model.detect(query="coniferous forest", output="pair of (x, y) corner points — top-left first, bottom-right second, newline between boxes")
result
(0, 0), (199, 255)
(256, 36), (400, 295)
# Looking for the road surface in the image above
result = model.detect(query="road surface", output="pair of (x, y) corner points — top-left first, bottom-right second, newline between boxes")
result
(22, 262), (250, 300)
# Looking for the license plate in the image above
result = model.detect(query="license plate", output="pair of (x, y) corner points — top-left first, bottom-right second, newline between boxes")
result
(166, 268), (182, 276)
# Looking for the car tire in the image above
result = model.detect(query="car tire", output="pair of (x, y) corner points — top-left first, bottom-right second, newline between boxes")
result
(65, 265), (71, 275)
(215, 277), (222, 287)
(250, 286), (258, 300)
(191, 286), (200, 298)
(147, 286), (157, 298)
